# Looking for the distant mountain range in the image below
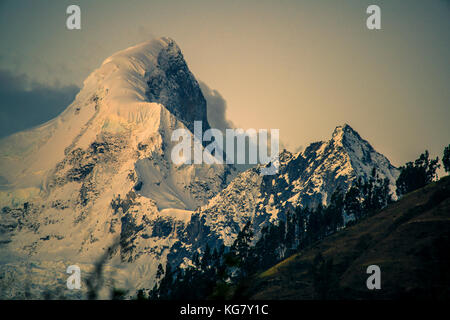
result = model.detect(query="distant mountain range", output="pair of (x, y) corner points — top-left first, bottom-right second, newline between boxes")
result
(0, 38), (398, 298)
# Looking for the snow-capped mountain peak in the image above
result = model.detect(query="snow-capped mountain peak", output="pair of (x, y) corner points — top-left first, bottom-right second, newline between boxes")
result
(0, 38), (231, 298)
(332, 123), (361, 144)
(176, 124), (400, 258)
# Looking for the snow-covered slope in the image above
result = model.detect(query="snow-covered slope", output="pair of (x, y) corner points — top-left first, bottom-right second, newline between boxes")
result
(0, 37), (233, 298)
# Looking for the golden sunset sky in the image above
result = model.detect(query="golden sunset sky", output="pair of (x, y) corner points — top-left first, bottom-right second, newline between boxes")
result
(0, 0), (449, 171)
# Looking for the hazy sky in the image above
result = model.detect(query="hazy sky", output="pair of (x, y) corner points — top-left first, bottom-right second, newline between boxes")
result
(0, 0), (449, 171)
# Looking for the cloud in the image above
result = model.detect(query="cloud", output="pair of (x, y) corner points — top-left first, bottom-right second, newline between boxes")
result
(199, 81), (234, 132)
(0, 70), (79, 138)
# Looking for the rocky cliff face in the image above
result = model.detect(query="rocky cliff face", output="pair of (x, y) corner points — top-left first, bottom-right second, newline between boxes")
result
(145, 39), (209, 134)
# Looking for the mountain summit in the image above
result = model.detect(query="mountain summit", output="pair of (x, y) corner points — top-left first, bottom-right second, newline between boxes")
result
(192, 123), (399, 248)
(0, 38), (231, 298)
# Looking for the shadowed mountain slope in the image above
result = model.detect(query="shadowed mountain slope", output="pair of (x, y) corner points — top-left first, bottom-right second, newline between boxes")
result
(245, 176), (450, 300)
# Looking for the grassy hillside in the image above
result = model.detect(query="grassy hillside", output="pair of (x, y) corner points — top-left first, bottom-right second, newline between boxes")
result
(243, 176), (450, 300)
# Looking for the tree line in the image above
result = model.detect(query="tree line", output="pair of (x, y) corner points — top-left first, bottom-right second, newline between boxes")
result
(145, 145), (449, 300)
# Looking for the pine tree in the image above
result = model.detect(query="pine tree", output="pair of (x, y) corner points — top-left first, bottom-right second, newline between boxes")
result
(156, 263), (164, 279)
(285, 210), (297, 251)
(201, 243), (212, 271)
(324, 188), (344, 233)
(361, 168), (392, 214)
(443, 144), (450, 173)
(396, 150), (440, 197)
(155, 263), (173, 299)
(295, 207), (308, 249)
(307, 204), (324, 241)
(192, 251), (200, 268)
(344, 181), (363, 220)
(231, 220), (255, 277)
